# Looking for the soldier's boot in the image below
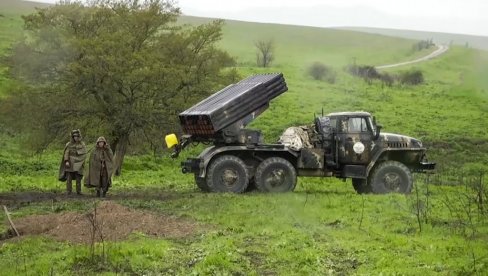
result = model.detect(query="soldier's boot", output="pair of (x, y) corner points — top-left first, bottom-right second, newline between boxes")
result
(101, 180), (109, 198)
(96, 189), (101, 197)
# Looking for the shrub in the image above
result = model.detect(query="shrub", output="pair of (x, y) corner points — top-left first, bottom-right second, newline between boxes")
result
(308, 62), (337, 84)
(412, 39), (434, 51)
(399, 70), (424, 85)
(346, 65), (424, 86)
(346, 64), (381, 84)
(379, 72), (394, 87)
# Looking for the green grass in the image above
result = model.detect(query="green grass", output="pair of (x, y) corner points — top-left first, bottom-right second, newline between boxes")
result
(1, 179), (487, 274)
(1, 2), (488, 275)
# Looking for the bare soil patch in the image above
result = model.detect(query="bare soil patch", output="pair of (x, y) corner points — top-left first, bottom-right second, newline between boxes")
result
(5, 201), (201, 244)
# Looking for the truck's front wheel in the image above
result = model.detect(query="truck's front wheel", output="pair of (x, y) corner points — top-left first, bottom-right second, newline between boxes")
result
(255, 157), (296, 192)
(369, 161), (412, 194)
(206, 155), (249, 193)
(352, 178), (371, 194)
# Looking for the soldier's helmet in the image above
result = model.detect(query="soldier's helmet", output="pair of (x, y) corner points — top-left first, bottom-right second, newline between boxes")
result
(71, 129), (81, 138)
(96, 136), (107, 144)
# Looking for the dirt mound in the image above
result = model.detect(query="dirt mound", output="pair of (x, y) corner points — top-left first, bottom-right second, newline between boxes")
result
(9, 201), (200, 244)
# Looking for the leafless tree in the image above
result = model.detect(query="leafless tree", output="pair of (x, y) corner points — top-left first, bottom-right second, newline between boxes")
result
(86, 202), (105, 261)
(255, 39), (274, 67)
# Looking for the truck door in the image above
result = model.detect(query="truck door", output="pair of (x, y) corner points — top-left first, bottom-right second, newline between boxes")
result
(337, 116), (374, 164)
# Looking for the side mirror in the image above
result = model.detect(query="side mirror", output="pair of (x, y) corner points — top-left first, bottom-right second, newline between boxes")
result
(374, 124), (383, 140)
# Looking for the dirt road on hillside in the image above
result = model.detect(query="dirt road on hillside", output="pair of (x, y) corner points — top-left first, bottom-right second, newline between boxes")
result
(375, 44), (449, 69)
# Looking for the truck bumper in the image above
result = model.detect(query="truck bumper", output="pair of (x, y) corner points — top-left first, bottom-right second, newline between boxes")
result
(415, 161), (436, 172)
(181, 158), (202, 174)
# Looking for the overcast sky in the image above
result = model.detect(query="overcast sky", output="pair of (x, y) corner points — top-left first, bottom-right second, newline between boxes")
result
(30, 0), (488, 36)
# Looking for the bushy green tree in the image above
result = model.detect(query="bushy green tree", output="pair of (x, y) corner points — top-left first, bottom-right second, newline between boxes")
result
(1, 0), (236, 174)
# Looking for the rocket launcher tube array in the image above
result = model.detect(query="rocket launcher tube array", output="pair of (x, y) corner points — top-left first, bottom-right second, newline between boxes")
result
(178, 73), (288, 137)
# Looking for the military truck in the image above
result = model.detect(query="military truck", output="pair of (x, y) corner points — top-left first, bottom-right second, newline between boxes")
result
(165, 73), (435, 194)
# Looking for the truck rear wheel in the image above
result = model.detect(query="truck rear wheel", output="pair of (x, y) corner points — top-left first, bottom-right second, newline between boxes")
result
(255, 157), (296, 192)
(369, 161), (412, 194)
(352, 178), (371, 194)
(206, 155), (249, 193)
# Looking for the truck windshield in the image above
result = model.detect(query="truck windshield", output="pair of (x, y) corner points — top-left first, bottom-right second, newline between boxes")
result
(348, 117), (368, 132)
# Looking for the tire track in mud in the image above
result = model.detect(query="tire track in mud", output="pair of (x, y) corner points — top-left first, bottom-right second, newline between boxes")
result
(0, 189), (189, 206)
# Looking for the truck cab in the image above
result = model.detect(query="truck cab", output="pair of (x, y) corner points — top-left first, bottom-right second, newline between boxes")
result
(308, 111), (434, 193)
(314, 112), (379, 166)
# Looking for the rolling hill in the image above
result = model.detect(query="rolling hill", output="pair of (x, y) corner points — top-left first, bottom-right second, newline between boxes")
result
(180, 15), (433, 67)
(338, 26), (488, 51)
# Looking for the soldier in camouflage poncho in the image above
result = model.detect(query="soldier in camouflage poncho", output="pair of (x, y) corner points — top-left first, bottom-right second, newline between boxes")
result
(58, 129), (87, 195)
(85, 136), (114, 197)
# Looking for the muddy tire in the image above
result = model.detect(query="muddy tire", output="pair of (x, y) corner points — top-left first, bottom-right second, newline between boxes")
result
(352, 178), (371, 194)
(194, 175), (209, 192)
(369, 161), (412, 194)
(206, 155), (249, 193)
(255, 157), (296, 192)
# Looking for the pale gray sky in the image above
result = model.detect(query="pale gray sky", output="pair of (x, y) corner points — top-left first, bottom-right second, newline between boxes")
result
(29, 0), (488, 36)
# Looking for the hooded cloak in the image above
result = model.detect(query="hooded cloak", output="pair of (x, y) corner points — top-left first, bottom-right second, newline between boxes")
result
(58, 130), (87, 181)
(84, 137), (114, 188)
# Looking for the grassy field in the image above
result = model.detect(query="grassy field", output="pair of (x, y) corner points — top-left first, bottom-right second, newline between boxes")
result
(1, 2), (488, 275)
(1, 154), (487, 274)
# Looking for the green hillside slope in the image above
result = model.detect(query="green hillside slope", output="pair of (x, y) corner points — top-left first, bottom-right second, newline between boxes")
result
(180, 16), (431, 67)
(339, 26), (488, 51)
(0, 0), (50, 97)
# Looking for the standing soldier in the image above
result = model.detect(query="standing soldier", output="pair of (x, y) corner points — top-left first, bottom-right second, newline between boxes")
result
(85, 137), (114, 197)
(58, 129), (87, 195)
